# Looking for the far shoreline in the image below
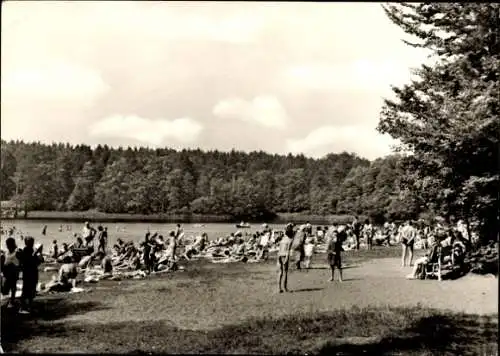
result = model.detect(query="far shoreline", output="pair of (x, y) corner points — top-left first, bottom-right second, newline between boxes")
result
(2, 210), (356, 226)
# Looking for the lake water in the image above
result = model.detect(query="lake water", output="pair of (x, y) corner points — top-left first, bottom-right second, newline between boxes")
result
(1, 220), (290, 248)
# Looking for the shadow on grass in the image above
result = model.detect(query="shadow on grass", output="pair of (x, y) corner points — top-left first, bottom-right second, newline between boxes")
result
(1, 296), (108, 352)
(318, 313), (498, 356)
(5, 304), (497, 354)
(307, 264), (359, 270)
(290, 287), (324, 293)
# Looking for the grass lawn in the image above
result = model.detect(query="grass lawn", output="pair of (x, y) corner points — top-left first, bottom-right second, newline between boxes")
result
(2, 247), (498, 354)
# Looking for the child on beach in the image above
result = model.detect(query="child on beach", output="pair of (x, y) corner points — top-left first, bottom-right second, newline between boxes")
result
(327, 227), (345, 282)
(1, 237), (22, 308)
(277, 223), (295, 293)
(303, 233), (316, 269)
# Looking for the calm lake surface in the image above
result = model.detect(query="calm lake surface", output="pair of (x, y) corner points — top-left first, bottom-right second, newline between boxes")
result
(2, 220), (291, 248)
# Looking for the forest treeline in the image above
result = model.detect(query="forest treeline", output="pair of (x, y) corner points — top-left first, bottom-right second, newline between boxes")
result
(0, 140), (420, 222)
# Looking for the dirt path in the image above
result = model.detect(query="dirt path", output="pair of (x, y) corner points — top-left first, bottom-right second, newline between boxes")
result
(54, 257), (498, 330)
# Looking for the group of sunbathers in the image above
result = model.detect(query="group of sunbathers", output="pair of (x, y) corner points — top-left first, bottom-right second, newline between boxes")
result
(1, 217), (476, 307)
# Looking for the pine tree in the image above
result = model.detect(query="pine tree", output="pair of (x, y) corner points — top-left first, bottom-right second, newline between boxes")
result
(379, 3), (499, 242)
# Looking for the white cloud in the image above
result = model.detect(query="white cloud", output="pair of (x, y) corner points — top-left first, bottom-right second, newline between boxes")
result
(213, 95), (288, 129)
(1, 61), (109, 106)
(282, 60), (417, 93)
(286, 125), (398, 160)
(88, 115), (204, 146)
(1, 2), (432, 159)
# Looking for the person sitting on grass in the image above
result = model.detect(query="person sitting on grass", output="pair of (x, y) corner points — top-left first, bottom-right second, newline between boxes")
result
(1, 237), (22, 309)
(19, 237), (44, 315)
(72, 236), (85, 250)
(78, 252), (94, 270)
(232, 239), (246, 257)
(114, 238), (126, 254)
(101, 252), (113, 275)
(59, 256), (79, 289)
(277, 223), (295, 293)
(56, 243), (71, 262)
(44, 255), (79, 292)
(86, 251), (113, 278)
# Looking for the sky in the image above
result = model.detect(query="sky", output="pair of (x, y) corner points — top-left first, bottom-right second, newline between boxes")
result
(1, 1), (431, 160)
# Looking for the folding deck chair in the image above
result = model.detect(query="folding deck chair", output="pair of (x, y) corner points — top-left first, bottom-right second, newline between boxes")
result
(424, 245), (443, 281)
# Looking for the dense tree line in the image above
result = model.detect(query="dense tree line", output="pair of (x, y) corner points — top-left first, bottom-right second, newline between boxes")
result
(379, 3), (499, 242)
(0, 140), (418, 222)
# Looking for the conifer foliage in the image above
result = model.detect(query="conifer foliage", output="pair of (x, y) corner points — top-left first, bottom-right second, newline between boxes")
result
(379, 3), (499, 242)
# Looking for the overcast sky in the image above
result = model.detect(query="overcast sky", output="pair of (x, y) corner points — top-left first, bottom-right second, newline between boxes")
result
(1, 1), (430, 160)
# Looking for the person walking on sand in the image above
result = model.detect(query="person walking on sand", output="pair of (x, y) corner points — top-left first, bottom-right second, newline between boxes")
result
(277, 223), (295, 293)
(400, 220), (417, 267)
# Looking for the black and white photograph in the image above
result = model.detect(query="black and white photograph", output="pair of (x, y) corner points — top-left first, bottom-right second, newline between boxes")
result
(1, 1), (498, 354)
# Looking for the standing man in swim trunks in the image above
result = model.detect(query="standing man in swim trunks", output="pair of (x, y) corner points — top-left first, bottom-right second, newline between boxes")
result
(351, 217), (362, 250)
(400, 220), (417, 267)
(277, 223), (295, 293)
(168, 231), (178, 265)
